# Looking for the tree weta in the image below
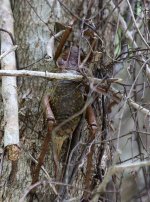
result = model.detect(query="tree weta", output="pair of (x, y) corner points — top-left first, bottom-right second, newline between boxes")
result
(31, 21), (101, 191)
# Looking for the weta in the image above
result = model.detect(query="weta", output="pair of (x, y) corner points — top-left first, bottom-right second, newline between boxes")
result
(31, 22), (98, 190)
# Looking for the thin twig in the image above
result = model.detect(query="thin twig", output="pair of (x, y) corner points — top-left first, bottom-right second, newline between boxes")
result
(0, 45), (18, 60)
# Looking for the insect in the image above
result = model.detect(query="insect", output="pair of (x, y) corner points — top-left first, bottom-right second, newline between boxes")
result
(31, 22), (99, 186)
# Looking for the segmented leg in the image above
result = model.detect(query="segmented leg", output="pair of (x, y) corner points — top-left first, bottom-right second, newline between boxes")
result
(83, 105), (97, 200)
(31, 95), (55, 186)
(43, 95), (69, 180)
(86, 105), (97, 136)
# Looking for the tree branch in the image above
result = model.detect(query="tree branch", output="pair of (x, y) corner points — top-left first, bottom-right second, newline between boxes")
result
(0, 69), (118, 83)
(1, 0), (20, 160)
(0, 69), (83, 80)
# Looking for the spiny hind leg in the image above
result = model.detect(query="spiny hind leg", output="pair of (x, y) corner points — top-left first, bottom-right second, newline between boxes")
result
(44, 95), (69, 179)
(31, 95), (55, 189)
(83, 104), (97, 200)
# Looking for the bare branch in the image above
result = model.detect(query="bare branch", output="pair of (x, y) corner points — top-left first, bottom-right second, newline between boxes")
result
(0, 69), (83, 81)
(1, 0), (19, 160)
(0, 69), (119, 83)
